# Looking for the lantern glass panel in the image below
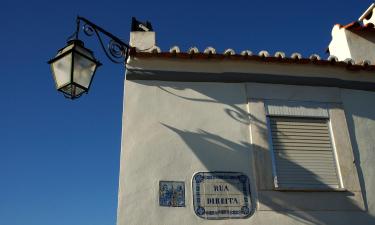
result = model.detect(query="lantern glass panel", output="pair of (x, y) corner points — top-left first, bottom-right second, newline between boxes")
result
(73, 52), (97, 89)
(50, 53), (73, 89)
(60, 84), (86, 97)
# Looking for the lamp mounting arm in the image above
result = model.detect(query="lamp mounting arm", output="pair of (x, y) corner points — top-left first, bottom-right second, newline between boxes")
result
(70, 16), (131, 64)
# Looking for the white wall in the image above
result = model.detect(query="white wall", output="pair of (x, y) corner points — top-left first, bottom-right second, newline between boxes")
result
(117, 81), (253, 225)
(329, 25), (375, 64)
(117, 80), (375, 225)
(342, 89), (375, 216)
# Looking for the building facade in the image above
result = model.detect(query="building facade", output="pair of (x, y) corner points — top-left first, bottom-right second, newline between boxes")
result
(117, 5), (375, 225)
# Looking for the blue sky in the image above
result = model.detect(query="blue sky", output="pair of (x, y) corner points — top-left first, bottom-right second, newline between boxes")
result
(0, 0), (372, 225)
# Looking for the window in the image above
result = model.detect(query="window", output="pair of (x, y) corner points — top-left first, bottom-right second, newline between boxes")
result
(248, 86), (363, 211)
(265, 101), (343, 190)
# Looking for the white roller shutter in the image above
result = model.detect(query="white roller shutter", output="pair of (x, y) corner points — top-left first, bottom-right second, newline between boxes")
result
(269, 116), (341, 190)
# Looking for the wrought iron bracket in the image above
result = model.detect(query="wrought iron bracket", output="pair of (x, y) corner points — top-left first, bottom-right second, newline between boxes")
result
(69, 16), (131, 64)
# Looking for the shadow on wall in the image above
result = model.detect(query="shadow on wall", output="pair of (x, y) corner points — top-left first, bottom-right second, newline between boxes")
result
(162, 124), (375, 225)
(134, 80), (375, 224)
(158, 86), (250, 125)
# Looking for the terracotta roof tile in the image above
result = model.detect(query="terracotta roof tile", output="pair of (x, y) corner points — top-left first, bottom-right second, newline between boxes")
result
(129, 47), (375, 71)
(338, 21), (375, 32)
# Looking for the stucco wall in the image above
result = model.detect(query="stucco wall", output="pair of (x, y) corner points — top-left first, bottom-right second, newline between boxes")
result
(329, 26), (375, 64)
(117, 80), (254, 225)
(341, 89), (375, 216)
(117, 80), (375, 225)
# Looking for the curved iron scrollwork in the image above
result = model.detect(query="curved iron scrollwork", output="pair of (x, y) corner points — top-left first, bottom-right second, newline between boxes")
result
(83, 23), (95, 36)
(71, 16), (130, 64)
(109, 40), (126, 59)
(82, 23), (127, 64)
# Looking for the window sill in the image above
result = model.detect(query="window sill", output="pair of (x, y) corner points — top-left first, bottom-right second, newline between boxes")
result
(273, 187), (348, 192)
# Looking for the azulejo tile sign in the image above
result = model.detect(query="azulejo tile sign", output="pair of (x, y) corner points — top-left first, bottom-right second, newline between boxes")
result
(192, 172), (252, 219)
(159, 181), (185, 207)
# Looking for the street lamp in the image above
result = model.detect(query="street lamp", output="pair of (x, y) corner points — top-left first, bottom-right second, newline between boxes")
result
(48, 16), (137, 99)
(48, 39), (101, 99)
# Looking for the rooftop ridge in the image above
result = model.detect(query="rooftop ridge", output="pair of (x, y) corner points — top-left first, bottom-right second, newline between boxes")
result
(130, 46), (375, 71)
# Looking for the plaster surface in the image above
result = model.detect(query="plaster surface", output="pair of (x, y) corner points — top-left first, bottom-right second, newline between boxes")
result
(342, 89), (375, 216)
(329, 26), (375, 64)
(117, 77), (375, 224)
(117, 80), (254, 225)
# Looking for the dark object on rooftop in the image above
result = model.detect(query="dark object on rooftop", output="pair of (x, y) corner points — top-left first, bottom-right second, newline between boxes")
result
(131, 17), (153, 32)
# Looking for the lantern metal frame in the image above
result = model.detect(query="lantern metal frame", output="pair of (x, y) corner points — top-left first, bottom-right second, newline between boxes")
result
(48, 16), (132, 99)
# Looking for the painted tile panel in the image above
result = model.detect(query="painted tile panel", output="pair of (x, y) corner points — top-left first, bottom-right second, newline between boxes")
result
(159, 181), (185, 207)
